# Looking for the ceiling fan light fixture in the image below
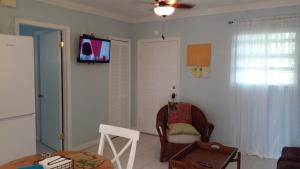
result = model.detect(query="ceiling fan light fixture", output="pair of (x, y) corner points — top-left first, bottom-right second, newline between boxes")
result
(154, 6), (175, 17)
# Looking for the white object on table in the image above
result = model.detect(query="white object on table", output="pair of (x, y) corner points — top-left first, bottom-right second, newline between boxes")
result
(39, 155), (72, 169)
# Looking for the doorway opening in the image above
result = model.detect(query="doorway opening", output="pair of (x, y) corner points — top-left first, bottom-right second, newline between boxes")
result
(16, 19), (71, 151)
(20, 25), (63, 153)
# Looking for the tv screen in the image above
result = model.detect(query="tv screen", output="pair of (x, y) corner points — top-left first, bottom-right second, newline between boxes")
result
(78, 36), (110, 63)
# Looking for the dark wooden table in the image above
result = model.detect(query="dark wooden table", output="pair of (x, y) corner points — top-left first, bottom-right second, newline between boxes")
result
(169, 142), (241, 169)
(0, 151), (113, 169)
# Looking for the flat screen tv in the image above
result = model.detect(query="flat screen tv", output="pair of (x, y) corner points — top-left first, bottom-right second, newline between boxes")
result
(78, 36), (111, 63)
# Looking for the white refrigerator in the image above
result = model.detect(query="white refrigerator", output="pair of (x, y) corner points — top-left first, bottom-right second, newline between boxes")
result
(0, 34), (36, 164)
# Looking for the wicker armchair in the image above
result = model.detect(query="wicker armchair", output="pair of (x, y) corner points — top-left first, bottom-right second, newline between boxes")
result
(156, 104), (214, 162)
(277, 147), (300, 169)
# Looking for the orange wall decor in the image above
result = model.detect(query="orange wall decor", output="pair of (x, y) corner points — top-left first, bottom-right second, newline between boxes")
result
(187, 43), (212, 78)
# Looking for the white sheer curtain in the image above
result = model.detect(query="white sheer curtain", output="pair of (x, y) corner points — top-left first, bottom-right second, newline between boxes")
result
(231, 16), (300, 158)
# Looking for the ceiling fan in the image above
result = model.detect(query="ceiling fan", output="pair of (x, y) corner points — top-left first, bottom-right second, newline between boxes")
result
(152, 0), (195, 17)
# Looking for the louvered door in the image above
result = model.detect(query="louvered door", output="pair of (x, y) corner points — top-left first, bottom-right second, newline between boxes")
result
(108, 39), (131, 128)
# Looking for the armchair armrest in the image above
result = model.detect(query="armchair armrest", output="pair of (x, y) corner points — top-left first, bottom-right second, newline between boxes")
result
(190, 105), (214, 142)
(201, 123), (214, 142)
(156, 105), (169, 141)
(156, 121), (167, 138)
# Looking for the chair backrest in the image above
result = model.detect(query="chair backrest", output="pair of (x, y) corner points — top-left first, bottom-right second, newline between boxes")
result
(98, 124), (140, 169)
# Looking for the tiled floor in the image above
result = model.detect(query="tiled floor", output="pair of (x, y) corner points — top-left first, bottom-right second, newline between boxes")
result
(83, 133), (277, 169)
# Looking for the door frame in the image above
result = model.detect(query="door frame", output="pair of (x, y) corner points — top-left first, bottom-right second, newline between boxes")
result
(137, 37), (181, 133)
(15, 18), (72, 150)
(108, 36), (131, 128)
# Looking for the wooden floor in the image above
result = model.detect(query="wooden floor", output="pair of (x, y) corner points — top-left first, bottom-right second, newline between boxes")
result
(83, 133), (277, 169)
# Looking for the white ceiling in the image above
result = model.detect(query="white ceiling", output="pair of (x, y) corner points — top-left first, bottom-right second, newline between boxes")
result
(38, 0), (300, 23)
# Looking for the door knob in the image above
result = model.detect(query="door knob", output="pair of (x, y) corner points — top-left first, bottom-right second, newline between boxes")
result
(38, 94), (44, 98)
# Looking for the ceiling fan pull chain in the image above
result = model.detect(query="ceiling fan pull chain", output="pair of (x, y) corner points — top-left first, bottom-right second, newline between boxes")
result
(161, 20), (165, 40)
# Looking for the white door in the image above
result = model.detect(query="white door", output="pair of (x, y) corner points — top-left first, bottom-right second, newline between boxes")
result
(39, 31), (63, 150)
(138, 38), (180, 134)
(109, 39), (131, 128)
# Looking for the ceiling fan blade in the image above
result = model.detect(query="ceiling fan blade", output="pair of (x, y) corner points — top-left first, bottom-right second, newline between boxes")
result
(158, 1), (169, 6)
(172, 3), (195, 9)
(133, 0), (156, 5)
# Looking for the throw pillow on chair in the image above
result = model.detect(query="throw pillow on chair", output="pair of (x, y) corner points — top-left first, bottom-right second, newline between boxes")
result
(167, 123), (201, 144)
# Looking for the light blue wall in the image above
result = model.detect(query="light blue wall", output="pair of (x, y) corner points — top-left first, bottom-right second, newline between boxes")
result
(131, 6), (300, 145)
(0, 0), (132, 147)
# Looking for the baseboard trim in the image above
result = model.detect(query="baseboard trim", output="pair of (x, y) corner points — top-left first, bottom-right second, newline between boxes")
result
(71, 139), (99, 151)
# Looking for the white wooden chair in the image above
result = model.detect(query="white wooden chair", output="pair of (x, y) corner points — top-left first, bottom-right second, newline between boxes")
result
(98, 124), (140, 169)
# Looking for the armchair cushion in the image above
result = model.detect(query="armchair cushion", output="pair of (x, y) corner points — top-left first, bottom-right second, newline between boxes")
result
(168, 123), (200, 135)
(167, 133), (201, 144)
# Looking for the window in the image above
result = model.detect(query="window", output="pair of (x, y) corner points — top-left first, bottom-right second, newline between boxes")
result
(231, 17), (300, 159)
(235, 32), (296, 85)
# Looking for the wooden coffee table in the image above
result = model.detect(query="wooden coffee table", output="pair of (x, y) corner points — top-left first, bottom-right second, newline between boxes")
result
(0, 151), (113, 169)
(169, 142), (241, 169)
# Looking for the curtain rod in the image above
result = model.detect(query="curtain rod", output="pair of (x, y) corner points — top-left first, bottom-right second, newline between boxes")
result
(228, 14), (300, 24)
